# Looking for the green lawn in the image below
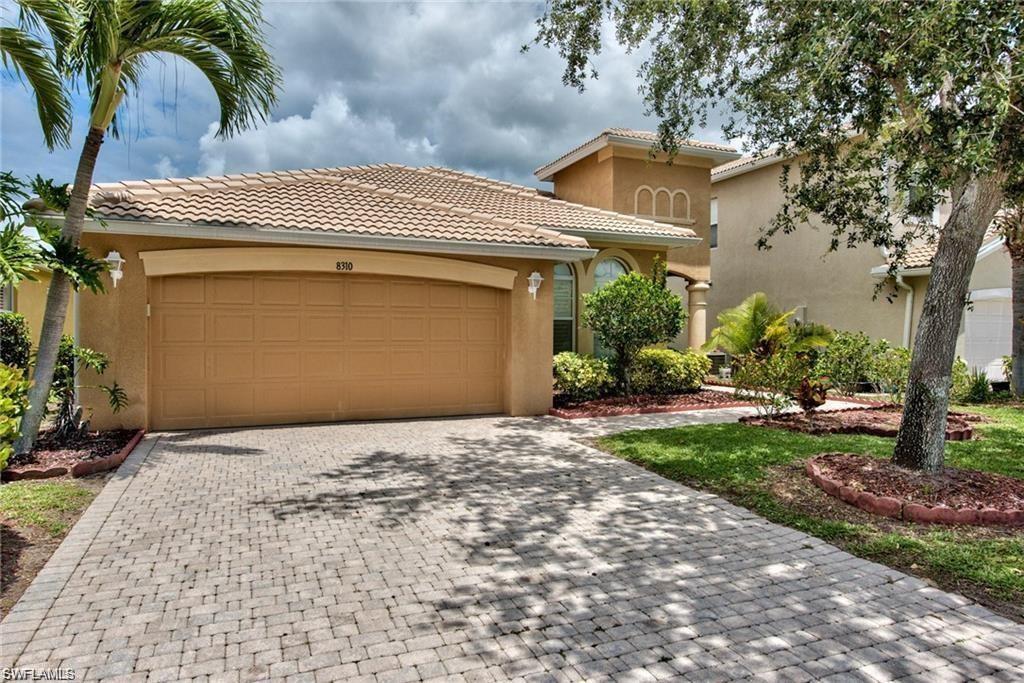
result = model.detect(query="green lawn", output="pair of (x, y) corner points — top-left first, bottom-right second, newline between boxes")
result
(597, 404), (1024, 614)
(0, 481), (96, 536)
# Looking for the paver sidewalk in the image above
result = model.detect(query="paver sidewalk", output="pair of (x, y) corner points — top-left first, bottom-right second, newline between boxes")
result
(3, 407), (1023, 681)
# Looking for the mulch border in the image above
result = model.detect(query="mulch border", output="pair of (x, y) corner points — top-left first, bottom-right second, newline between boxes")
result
(740, 404), (975, 441)
(549, 397), (753, 419)
(2, 430), (145, 482)
(805, 456), (1024, 527)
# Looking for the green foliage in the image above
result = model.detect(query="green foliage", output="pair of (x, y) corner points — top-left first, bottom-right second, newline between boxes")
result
(40, 235), (107, 294)
(582, 260), (685, 393)
(733, 350), (808, 417)
(0, 481), (96, 537)
(813, 331), (877, 396)
(1003, 356), (1013, 389)
(870, 345), (912, 403)
(0, 363), (31, 470)
(950, 357), (972, 403)
(632, 348), (711, 395)
(705, 292), (832, 359)
(552, 352), (614, 404)
(0, 312), (32, 369)
(50, 335), (126, 441)
(962, 370), (992, 404)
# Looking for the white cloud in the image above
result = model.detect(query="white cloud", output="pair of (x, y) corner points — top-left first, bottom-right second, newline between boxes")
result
(154, 155), (180, 178)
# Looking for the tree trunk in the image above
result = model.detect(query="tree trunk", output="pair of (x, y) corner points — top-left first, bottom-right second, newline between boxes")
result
(1013, 254), (1024, 398)
(892, 174), (1005, 472)
(15, 127), (105, 455)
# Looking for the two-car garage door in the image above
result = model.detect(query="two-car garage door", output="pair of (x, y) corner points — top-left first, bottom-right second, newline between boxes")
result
(149, 272), (508, 430)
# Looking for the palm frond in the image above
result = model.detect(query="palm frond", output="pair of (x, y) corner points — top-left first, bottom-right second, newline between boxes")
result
(0, 26), (72, 148)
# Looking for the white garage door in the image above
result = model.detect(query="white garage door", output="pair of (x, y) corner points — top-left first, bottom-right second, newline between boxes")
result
(964, 297), (1011, 380)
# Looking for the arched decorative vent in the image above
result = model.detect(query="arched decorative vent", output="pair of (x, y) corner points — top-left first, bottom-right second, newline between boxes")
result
(634, 186), (692, 221)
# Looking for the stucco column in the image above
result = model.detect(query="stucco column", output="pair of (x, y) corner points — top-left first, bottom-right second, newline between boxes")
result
(686, 281), (711, 350)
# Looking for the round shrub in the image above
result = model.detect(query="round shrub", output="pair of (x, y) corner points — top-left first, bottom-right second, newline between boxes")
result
(553, 352), (614, 403)
(631, 348), (711, 395)
(0, 312), (32, 369)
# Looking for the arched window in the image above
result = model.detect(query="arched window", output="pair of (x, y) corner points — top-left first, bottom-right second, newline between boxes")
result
(592, 258), (629, 357)
(553, 263), (576, 354)
(594, 258), (628, 290)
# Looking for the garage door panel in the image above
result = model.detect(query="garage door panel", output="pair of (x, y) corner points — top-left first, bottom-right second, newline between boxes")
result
(258, 314), (301, 342)
(211, 313), (254, 342)
(149, 272), (507, 430)
(257, 276), (300, 305)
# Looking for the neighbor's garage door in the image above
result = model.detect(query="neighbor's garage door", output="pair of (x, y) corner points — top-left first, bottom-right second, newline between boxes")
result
(149, 272), (507, 430)
(964, 297), (1011, 380)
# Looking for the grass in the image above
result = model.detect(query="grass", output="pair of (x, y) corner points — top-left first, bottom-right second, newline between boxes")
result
(0, 481), (96, 536)
(597, 404), (1024, 611)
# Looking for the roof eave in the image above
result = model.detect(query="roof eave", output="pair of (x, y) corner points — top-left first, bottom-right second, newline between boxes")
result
(712, 153), (786, 183)
(868, 237), (1005, 277)
(76, 216), (600, 262)
(535, 134), (741, 182)
(557, 228), (702, 248)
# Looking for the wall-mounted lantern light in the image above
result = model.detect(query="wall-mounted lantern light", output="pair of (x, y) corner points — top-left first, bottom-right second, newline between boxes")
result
(105, 250), (125, 288)
(527, 271), (544, 300)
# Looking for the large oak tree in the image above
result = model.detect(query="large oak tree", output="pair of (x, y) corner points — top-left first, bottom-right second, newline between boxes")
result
(534, 0), (1022, 471)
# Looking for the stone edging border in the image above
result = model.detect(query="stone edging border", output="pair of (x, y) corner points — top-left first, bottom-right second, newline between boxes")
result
(741, 405), (974, 441)
(805, 457), (1024, 527)
(549, 400), (753, 419)
(2, 430), (146, 482)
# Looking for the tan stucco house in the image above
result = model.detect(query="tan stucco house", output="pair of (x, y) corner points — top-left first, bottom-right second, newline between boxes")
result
(708, 153), (1012, 379)
(10, 129), (738, 431)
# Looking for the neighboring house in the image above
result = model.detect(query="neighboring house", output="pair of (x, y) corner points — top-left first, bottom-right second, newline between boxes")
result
(13, 130), (737, 431)
(708, 154), (1011, 379)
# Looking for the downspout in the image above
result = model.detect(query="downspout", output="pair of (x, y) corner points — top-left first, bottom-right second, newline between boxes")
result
(881, 246), (915, 347)
(896, 275), (914, 347)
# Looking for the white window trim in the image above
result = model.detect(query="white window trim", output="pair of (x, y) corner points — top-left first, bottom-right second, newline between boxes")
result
(553, 263), (577, 352)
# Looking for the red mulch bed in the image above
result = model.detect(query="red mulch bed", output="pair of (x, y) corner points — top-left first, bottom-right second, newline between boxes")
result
(808, 453), (1024, 526)
(550, 389), (752, 419)
(3, 429), (139, 480)
(741, 405), (976, 440)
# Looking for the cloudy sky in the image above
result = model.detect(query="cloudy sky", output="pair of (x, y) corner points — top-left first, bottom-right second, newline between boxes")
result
(1, 1), (731, 188)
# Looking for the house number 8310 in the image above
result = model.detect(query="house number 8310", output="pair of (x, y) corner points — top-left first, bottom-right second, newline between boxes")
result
(335, 261), (354, 271)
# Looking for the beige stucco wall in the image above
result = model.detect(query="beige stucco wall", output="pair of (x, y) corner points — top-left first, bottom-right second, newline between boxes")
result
(551, 145), (713, 287)
(77, 233), (576, 430)
(13, 272), (75, 344)
(708, 161), (909, 345)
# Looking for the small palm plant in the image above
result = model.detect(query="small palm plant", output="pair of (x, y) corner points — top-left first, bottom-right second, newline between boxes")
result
(705, 292), (833, 359)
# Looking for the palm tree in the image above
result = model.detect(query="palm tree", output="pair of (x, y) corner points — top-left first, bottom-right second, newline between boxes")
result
(9, 0), (281, 453)
(0, 0), (73, 149)
(704, 292), (832, 358)
(997, 203), (1024, 398)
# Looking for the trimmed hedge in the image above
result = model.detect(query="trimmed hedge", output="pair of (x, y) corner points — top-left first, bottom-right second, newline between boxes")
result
(553, 352), (614, 403)
(0, 312), (32, 369)
(632, 348), (711, 395)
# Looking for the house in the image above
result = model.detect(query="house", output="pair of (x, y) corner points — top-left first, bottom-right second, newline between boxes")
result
(13, 130), (738, 431)
(707, 153), (1011, 379)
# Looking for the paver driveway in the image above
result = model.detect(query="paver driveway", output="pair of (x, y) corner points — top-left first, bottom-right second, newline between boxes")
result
(3, 409), (1024, 682)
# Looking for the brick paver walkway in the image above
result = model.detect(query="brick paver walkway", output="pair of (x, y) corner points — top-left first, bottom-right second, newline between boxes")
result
(3, 408), (1023, 681)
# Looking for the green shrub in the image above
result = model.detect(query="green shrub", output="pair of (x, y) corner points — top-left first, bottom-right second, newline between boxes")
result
(962, 369), (992, 404)
(583, 258), (685, 394)
(553, 352), (614, 403)
(49, 336), (128, 441)
(0, 312), (32, 369)
(734, 350), (808, 417)
(632, 348), (711, 395)
(870, 344), (912, 402)
(1003, 355), (1013, 389)
(950, 357), (972, 402)
(0, 363), (30, 469)
(813, 331), (876, 396)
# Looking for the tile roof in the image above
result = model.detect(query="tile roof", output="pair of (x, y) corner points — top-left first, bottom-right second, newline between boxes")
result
(535, 128), (740, 180)
(84, 164), (698, 253)
(896, 225), (1003, 269)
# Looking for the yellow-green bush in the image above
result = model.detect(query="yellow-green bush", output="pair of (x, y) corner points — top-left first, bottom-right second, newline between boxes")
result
(632, 348), (711, 395)
(553, 352), (614, 403)
(0, 363), (31, 469)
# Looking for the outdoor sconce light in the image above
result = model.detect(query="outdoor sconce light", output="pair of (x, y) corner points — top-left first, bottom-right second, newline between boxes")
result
(105, 250), (125, 288)
(527, 271), (544, 300)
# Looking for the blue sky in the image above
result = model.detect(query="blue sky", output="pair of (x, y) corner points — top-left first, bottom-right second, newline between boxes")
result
(1, 1), (731, 188)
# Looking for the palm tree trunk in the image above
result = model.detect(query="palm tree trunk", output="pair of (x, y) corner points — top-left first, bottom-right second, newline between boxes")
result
(892, 174), (1004, 472)
(1013, 254), (1024, 398)
(15, 126), (105, 455)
